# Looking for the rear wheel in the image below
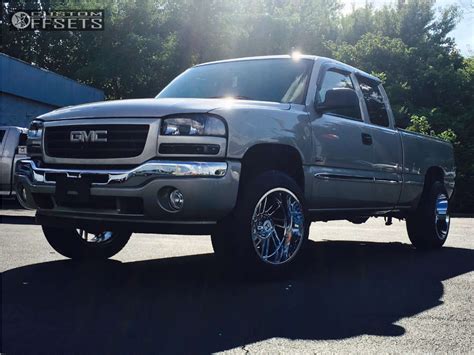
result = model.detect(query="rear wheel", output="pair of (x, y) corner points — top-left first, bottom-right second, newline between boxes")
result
(43, 226), (131, 260)
(211, 171), (309, 275)
(406, 181), (450, 249)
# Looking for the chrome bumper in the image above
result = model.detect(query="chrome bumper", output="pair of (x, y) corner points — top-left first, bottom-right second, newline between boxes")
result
(16, 159), (228, 185)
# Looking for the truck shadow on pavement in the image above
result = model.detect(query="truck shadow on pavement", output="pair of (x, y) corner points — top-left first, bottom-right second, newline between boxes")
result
(2, 240), (474, 353)
(0, 198), (35, 225)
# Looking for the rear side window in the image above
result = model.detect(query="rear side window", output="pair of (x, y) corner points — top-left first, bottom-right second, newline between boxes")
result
(0, 130), (5, 144)
(356, 75), (390, 127)
(317, 69), (362, 120)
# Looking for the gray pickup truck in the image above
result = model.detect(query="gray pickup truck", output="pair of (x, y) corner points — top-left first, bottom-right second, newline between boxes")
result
(1, 126), (28, 204)
(15, 55), (455, 272)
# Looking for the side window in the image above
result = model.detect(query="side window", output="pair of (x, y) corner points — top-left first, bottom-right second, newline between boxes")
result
(0, 130), (5, 144)
(317, 69), (361, 120)
(356, 75), (390, 127)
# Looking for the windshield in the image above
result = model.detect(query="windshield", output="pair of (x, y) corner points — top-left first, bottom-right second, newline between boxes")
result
(157, 59), (313, 104)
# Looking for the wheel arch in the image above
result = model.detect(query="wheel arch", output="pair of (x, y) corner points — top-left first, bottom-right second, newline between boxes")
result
(239, 143), (305, 192)
(419, 166), (445, 204)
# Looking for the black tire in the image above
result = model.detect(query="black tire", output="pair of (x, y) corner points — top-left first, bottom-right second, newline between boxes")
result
(15, 182), (33, 210)
(211, 170), (310, 275)
(16, 192), (33, 210)
(42, 226), (131, 260)
(406, 181), (450, 250)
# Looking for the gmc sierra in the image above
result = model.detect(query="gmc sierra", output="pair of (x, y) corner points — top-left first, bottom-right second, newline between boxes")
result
(15, 55), (455, 272)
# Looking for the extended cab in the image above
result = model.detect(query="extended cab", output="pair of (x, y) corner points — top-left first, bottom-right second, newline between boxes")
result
(15, 55), (455, 272)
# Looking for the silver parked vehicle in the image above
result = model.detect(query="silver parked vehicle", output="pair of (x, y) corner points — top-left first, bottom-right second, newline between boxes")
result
(0, 126), (28, 206)
(15, 55), (455, 273)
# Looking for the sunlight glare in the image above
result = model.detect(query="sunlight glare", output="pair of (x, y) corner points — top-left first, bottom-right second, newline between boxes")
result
(291, 51), (302, 60)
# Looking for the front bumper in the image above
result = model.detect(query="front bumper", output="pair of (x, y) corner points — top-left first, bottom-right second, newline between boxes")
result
(15, 159), (240, 231)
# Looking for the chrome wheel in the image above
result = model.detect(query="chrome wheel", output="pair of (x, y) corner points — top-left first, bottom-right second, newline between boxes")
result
(251, 188), (305, 265)
(76, 229), (115, 244)
(435, 194), (450, 240)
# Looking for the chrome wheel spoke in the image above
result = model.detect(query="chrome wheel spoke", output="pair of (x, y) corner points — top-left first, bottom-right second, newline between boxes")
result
(271, 228), (284, 250)
(261, 237), (270, 259)
(434, 194), (450, 240)
(265, 200), (282, 216)
(251, 188), (305, 265)
(258, 196), (268, 215)
(76, 229), (115, 244)
(77, 229), (88, 242)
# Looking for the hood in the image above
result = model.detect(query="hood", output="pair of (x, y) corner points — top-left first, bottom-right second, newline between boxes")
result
(38, 98), (291, 121)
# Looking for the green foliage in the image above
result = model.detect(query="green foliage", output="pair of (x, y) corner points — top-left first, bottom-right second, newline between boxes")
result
(407, 115), (458, 143)
(407, 115), (432, 135)
(1, 0), (473, 212)
(437, 129), (457, 144)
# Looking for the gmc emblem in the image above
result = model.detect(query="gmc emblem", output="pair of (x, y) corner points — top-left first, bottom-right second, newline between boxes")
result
(70, 130), (108, 143)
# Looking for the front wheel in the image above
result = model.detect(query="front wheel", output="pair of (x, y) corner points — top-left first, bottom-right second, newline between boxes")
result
(15, 183), (33, 210)
(211, 171), (309, 274)
(43, 226), (131, 260)
(406, 181), (450, 249)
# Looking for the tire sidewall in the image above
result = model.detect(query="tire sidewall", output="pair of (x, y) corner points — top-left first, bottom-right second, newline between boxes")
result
(43, 226), (131, 260)
(407, 181), (450, 249)
(424, 181), (450, 243)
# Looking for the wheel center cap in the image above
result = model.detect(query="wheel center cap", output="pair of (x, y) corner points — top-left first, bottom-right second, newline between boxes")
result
(263, 219), (273, 232)
(256, 218), (274, 239)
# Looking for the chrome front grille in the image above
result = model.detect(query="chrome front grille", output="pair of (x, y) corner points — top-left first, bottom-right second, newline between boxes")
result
(44, 124), (149, 159)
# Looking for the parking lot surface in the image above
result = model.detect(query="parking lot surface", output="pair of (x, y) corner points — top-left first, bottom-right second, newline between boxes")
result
(1, 204), (473, 353)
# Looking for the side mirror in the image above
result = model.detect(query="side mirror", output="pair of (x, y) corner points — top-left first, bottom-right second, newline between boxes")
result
(315, 88), (359, 114)
(395, 114), (411, 129)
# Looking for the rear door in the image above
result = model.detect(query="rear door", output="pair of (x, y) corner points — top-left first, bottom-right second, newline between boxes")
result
(355, 75), (403, 209)
(309, 66), (376, 210)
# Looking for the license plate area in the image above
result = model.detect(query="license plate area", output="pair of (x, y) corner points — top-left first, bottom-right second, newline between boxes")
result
(45, 172), (109, 184)
(54, 175), (94, 204)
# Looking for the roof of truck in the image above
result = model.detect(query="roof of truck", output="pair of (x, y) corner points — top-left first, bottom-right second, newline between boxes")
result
(195, 54), (381, 83)
(195, 54), (318, 66)
(0, 126), (28, 131)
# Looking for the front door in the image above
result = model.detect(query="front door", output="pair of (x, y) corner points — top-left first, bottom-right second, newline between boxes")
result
(309, 67), (376, 210)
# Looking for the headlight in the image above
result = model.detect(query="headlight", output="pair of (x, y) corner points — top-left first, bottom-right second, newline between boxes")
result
(28, 120), (44, 139)
(161, 114), (226, 137)
(27, 120), (43, 156)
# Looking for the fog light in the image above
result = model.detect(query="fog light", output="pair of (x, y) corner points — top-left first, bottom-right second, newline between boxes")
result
(169, 189), (184, 210)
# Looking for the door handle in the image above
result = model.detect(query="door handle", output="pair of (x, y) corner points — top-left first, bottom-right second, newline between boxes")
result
(361, 133), (373, 145)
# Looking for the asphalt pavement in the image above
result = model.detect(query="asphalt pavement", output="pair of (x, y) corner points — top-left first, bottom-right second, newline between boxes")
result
(1, 201), (473, 353)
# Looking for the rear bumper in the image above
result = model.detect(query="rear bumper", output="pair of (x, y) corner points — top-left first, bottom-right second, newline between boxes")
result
(15, 159), (240, 231)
